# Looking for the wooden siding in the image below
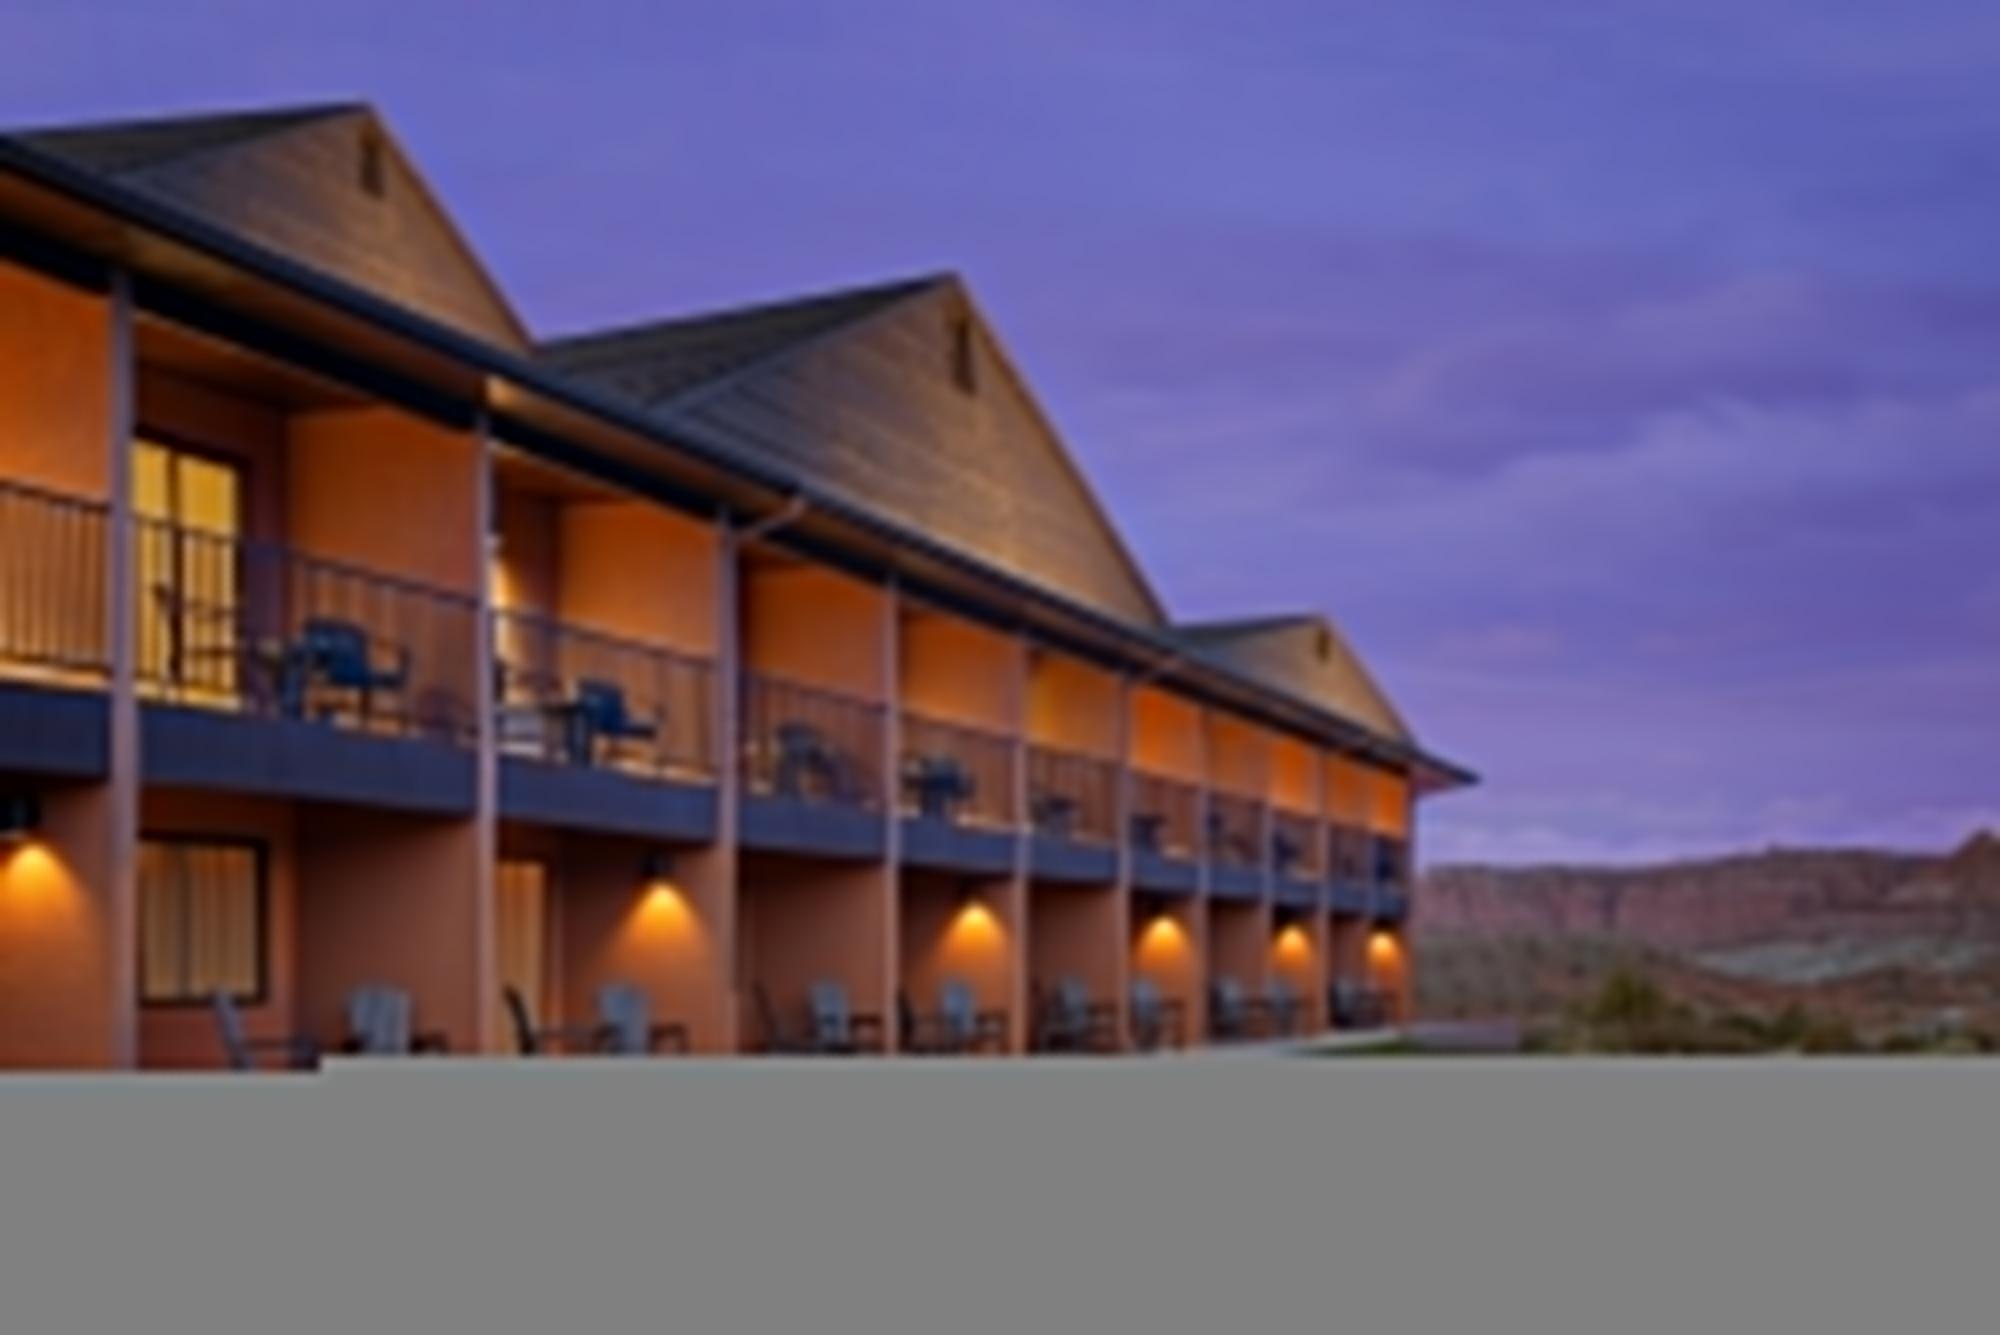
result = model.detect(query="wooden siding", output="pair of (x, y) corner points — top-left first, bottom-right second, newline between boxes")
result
(676, 284), (1165, 630)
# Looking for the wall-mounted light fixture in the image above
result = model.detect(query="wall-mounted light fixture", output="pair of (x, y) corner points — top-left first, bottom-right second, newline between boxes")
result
(642, 848), (674, 883)
(0, 794), (40, 845)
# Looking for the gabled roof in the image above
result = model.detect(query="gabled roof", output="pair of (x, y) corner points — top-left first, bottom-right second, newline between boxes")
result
(1175, 612), (1414, 745)
(13, 102), (529, 351)
(544, 274), (1170, 628)
(540, 276), (944, 409)
(13, 102), (363, 176)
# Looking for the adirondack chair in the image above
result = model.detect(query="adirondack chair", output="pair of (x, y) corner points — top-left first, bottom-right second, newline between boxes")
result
(1128, 977), (1186, 1051)
(593, 981), (689, 1055)
(340, 983), (448, 1055)
(806, 979), (885, 1054)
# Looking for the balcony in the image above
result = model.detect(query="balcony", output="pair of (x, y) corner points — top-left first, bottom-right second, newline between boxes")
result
(1128, 770), (1200, 894)
(1206, 789), (1265, 900)
(0, 480), (111, 776)
(897, 711), (1019, 874)
(740, 671), (887, 858)
(133, 516), (479, 811)
(494, 610), (719, 840)
(1372, 835), (1412, 923)
(1025, 744), (1118, 883)
(1271, 808), (1323, 908)
(1327, 824), (1373, 914)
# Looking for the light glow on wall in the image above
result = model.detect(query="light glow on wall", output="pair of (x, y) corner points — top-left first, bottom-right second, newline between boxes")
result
(1, 841), (80, 922)
(1135, 912), (1191, 985)
(636, 879), (696, 937)
(1367, 930), (1403, 973)
(1272, 923), (1314, 967)
(948, 898), (1002, 947)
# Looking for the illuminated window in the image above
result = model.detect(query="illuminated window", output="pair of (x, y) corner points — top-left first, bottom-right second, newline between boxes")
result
(138, 838), (265, 1004)
(134, 440), (244, 704)
(495, 859), (549, 1017)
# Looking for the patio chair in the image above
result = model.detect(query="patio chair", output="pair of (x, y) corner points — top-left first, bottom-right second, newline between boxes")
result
(1272, 827), (1304, 877)
(752, 982), (816, 1054)
(340, 983), (449, 1055)
(903, 753), (974, 821)
(1128, 977), (1186, 1051)
(1029, 791), (1078, 840)
(210, 991), (319, 1072)
(501, 985), (600, 1056)
(773, 722), (871, 804)
(806, 979), (885, 1054)
(1129, 810), (1166, 854)
(1207, 975), (1270, 1041)
(1266, 977), (1306, 1037)
(903, 979), (1006, 1054)
(293, 617), (411, 725)
(1033, 976), (1118, 1053)
(572, 679), (658, 767)
(1330, 978), (1387, 1029)
(593, 981), (689, 1055)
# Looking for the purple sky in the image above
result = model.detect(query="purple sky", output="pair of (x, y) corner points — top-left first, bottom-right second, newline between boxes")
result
(6, 2), (1997, 864)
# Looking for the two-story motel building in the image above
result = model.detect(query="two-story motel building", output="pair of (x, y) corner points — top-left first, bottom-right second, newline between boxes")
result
(0, 104), (1472, 1068)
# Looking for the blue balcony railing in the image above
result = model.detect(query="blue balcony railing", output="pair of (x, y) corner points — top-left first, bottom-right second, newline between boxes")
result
(495, 610), (716, 779)
(899, 711), (1017, 828)
(1026, 744), (1118, 845)
(1129, 770), (1200, 859)
(740, 672), (885, 809)
(135, 517), (480, 745)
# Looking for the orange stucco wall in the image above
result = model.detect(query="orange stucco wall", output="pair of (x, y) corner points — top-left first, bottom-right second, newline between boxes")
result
(1270, 916), (1324, 1030)
(1130, 897), (1204, 1041)
(900, 611), (1021, 732)
(900, 871), (1020, 1050)
(1368, 928), (1412, 1023)
(1129, 685), (1201, 780)
(1270, 735), (1318, 814)
(1367, 768), (1412, 838)
(1028, 882), (1123, 1027)
(1328, 913), (1375, 1017)
(0, 260), (111, 497)
(1326, 755), (1371, 827)
(135, 790), (300, 1069)
(0, 783), (129, 1067)
(1206, 899), (1268, 995)
(293, 807), (489, 1052)
(1026, 652), (1120, 757)
(561, 500), (720, 656)
(1207, 712), (1268, 796)
(288, 405), (482, 595)
(554, 835), (735, 1053)
(738, 855), (893, 1049)
(493, 487), (559, 617)
(742, 563), (888, 700)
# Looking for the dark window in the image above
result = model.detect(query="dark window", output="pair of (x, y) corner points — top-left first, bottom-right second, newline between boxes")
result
(1316, 626), (1333, 661)
(359, 130), (387, 199)
(950, 315), (977, 394)
(138, 837), (266, 1005)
